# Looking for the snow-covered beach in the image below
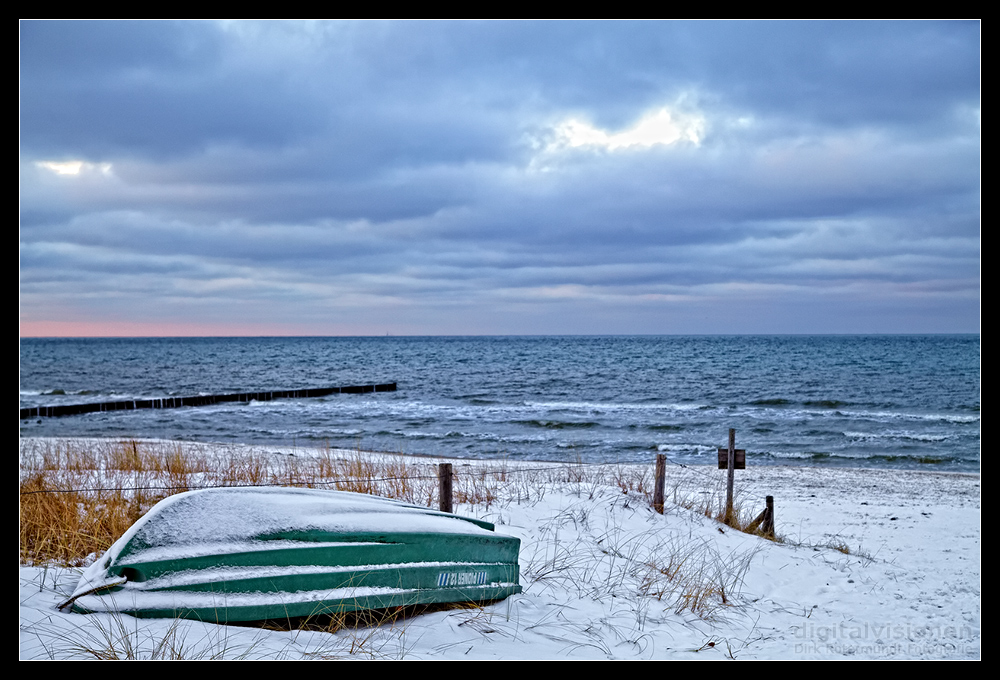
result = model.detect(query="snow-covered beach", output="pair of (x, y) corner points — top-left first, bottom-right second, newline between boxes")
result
(20, 439), (980, 660)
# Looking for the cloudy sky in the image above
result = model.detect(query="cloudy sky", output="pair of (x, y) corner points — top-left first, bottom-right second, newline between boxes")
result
(20, 20), (980, 336)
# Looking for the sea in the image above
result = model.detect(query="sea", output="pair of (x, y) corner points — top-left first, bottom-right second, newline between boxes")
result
(19, 335), (980, 472)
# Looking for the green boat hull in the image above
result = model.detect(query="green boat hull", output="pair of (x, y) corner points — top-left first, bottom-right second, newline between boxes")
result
(65, 488), (521, 623)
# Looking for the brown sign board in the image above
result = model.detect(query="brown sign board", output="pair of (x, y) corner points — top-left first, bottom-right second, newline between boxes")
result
(717, 449), (746, 470)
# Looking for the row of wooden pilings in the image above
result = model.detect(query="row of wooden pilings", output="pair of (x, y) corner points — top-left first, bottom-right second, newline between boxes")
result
(19, 383), (398, 419)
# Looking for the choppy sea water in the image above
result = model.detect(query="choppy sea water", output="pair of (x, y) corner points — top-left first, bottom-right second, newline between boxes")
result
(19, 336), (980, 472)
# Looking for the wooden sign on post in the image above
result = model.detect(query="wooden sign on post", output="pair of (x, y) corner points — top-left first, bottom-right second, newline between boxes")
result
(719, 428), (746, 526)
(717, 448), (746, 469)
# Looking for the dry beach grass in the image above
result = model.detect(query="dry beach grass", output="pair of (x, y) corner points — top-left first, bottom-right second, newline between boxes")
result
(19, 438), (776, 566)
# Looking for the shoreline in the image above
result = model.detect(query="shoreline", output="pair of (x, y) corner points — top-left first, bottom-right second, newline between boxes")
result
(18, 434), (982, 474)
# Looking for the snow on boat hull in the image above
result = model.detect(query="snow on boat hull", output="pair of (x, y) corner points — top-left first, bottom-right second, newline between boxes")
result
(64, 487), (521, 623)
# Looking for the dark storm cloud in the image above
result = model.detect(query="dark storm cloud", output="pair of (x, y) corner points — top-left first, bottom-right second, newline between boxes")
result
(672, 21), (979, 125)
(20, 20), (980, 335)
(20, 21), (325, 159)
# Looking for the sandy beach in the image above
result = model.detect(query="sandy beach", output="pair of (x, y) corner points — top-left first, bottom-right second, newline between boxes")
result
(19, 439), (980, 660)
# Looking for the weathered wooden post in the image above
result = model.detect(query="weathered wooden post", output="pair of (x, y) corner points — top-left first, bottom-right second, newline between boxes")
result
(718, 428), (745, 527)
(746, 496), (776, 537)
(438, 462), (453, 513)
(726, 428), (735, 524)
(653, 453), (666, 514)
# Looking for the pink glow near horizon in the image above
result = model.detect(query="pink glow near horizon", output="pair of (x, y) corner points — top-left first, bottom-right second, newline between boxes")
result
(19, 320), (380, 338)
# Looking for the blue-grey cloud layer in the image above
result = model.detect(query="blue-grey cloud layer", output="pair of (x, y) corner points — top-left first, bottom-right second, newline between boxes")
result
(20, 20), (980, 334)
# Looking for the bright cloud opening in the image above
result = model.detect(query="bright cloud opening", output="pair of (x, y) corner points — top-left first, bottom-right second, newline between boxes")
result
(36, 160), (113, 176)
(553, 107), (706, 152)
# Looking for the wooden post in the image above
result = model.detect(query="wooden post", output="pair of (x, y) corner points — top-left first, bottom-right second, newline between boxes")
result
(746, 508), (766, 533)
(726, 428), (735, 525)
(653, 453), (666, 514)
(745, 496), (775, 536)
(438, 463), (453, 514)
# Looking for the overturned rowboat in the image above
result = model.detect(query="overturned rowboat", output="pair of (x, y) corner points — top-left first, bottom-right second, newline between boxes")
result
(62, 487), (521, 623)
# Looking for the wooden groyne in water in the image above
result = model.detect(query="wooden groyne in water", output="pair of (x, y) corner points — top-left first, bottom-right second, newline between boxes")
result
(20, 383), (397, 419)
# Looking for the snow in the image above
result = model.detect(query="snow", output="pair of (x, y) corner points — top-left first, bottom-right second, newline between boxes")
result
(70, 582), (516, 614)
(69, 486), (499, 598)
(116, 487), (495, 554)
(20, 441), (980, 660)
